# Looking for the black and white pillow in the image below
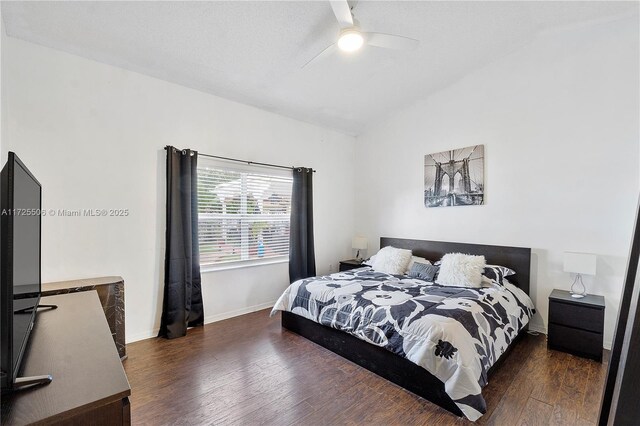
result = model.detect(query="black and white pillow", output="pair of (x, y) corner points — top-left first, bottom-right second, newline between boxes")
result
(405, 256), (431, 274)
(408, 262), (439, 282)
(482, 265), (516, 286)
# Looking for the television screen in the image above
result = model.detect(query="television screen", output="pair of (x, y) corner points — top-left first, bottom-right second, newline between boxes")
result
(1, 152), (42, 389)
(11, 156), (41, 372)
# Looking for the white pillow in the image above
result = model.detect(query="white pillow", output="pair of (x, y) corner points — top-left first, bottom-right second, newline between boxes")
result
(370, 246), (413, 275)
(405, 256), (431, 274)
(363, 254), (377, 266)
(435, 253), (486, 288)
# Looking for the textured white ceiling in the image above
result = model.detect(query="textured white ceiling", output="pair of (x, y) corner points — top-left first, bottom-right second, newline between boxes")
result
(2, 1), (637, 135)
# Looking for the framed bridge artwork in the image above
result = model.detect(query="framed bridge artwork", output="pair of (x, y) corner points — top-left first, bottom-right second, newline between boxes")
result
(424, 145), (484, 208)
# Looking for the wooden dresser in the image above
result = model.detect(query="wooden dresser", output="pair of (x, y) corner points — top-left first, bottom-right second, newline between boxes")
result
(1, 291), (131, 425)
(42, 276), (126, 360)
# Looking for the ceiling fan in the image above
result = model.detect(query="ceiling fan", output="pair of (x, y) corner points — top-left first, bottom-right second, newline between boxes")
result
(303, 0), (420, 68)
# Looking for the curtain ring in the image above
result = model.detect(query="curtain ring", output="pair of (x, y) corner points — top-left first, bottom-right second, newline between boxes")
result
(182, 149), (187, 155)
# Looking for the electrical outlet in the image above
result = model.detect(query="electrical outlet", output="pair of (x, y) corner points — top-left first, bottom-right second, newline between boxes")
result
(329, 263), (333, 272)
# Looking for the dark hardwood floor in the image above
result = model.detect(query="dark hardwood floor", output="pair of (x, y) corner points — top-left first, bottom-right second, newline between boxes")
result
(123, 309), (608, 425)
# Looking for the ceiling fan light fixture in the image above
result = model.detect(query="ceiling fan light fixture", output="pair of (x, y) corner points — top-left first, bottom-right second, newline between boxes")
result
(337, 29), (364, 52)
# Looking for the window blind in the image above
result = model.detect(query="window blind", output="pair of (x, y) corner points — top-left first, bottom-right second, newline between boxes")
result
(197, 158), (293, 268)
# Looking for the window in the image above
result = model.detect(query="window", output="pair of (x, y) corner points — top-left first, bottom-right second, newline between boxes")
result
(197, 158), (293, 269)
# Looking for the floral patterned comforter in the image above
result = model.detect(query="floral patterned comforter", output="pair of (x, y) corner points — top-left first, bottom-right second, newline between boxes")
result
(271, 267), (535, 421)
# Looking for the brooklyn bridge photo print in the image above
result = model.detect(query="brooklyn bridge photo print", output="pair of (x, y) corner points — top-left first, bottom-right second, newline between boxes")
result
(424, 145), (484, 208)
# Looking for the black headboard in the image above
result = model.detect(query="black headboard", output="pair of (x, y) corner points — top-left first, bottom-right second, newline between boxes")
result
(380, 237), (531, 295)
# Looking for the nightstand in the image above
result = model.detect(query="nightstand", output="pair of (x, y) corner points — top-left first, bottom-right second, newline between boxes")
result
(339, 259), (364, 272)
(548, 289), (605, 362)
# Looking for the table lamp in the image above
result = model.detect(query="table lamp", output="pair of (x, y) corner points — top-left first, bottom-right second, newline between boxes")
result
(563, 252), (597, 298)
(352, 236), (368, 261)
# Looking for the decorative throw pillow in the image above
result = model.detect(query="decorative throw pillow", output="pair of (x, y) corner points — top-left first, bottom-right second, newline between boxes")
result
(363, 254), (377, 266)
(370, 246), (413, 275)
(408, 262), (439, 282)
(482, 264), (516, 286)
(435, 253), (486, 288)
(405, 256), (431, 274)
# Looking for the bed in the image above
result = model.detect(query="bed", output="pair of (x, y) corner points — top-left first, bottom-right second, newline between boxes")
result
(272, 237), (534, 421)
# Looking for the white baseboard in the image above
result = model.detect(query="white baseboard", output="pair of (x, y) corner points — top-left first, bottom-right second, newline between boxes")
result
(126, 300), (276, 344)
(127, 329), (160, 343)
(528, 322), (547, 335)
(202, 301), (276, 325)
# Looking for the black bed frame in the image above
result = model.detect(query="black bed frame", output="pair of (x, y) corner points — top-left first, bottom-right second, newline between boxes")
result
(281, 237), (532, 417)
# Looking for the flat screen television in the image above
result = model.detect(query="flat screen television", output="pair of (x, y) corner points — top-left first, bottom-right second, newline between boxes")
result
(1, 152), (52, 392)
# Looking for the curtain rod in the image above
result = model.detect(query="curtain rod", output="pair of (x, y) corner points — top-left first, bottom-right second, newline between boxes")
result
(164, 146), (316, 173)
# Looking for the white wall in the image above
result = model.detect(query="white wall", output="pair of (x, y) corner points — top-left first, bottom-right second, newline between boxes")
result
(2, 36), (356, 342)
(354, 15), (639, 348)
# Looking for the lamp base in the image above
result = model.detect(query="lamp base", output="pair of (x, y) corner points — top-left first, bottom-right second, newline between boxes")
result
(570, 274), (587, 299)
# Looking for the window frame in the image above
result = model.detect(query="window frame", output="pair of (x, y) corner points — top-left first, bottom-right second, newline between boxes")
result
(197, 158), (292, 272)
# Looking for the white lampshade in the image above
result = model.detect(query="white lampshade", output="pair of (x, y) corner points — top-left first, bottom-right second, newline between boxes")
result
(352, 236), (368, 250)
(563, 252), (597, 275)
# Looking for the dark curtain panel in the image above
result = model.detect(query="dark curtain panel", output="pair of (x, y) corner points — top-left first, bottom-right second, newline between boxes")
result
(289, 167), (316, 283)
(159, 146), (204, 339)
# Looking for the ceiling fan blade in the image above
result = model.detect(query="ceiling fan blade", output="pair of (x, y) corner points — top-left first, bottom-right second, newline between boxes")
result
(330, 0), (353, 28)
(302, 44), (337, 69)
(364, 32), (420, 50)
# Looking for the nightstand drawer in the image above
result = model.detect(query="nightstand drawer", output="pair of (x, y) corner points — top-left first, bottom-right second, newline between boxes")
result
(548, 323), (603, 361)
(549, 300), (604, 333)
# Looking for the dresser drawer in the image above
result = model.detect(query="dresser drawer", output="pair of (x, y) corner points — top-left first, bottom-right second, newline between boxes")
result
(549, 300), (604, 333)
(548, 323), (603, 361)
